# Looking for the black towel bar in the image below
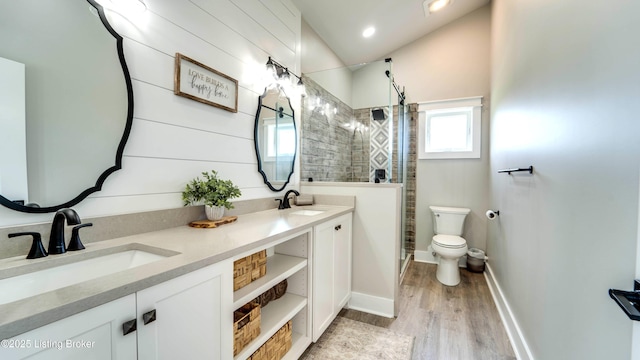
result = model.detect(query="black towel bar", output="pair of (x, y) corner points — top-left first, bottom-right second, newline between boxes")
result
(498, 166), (533, 175)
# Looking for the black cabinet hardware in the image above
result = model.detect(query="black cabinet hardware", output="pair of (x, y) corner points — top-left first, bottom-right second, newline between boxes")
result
(122, 319), (137, 336)
(334, 225), (342, 231)
(143, 309), (157, 325)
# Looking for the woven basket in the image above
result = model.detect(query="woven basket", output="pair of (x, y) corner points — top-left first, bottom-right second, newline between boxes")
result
(233, 302), (261, 355)
(234, 250), (267, 291)
(273, 279), (288, 300)
(249, 321), (292, 360)
(253, 287), (276, 308)
(251, 279), (288, 309)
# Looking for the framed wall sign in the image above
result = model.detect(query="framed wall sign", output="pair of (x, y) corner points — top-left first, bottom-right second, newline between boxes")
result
(174, 53), (238, 112)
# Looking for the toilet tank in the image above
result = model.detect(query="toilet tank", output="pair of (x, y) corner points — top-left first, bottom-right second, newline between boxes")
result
(429, 206), (470, 236)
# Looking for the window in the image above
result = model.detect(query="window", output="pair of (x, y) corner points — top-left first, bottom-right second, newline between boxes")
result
(264, 119), (295, 159)
(418, 97), (482, 159)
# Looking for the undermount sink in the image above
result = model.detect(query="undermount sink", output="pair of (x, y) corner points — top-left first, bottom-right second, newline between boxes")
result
(289, 209), (325, 216)
(0, 244), (177, 305)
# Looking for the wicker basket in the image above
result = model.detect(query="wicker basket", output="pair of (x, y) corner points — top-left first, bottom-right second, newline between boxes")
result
(233, 302), (261, 356)
(249, 321), (292, 360)
(251, 279), (288, 309)
(234, 250), (267, 291)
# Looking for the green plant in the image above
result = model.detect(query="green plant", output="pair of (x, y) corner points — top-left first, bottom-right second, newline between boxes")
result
(182, 170), (241, 209)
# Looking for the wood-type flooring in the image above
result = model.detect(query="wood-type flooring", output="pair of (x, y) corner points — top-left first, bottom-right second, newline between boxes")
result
(306, 261), (516, 360)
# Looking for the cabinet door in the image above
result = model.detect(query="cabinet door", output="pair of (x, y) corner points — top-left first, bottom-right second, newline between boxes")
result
(1, 294), (137, 360)
(333, 214), (352, 314)
(136, 260), (233, 360)
(312, 220), (335, 342)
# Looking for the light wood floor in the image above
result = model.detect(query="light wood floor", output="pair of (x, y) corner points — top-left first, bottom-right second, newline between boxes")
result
(308, 261), (516, 360)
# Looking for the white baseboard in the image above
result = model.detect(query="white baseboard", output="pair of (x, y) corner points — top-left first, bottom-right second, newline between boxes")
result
(347, 291), (395, 318)
(484, 263), (534, 360)
(633, 322), (640, 360)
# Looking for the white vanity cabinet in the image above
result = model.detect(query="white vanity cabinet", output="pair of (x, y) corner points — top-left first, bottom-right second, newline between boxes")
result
(1, 294), (137, 360)
(1, 207), (355, 360)
(2, 260), (233, 360)
(136, 259), (233, 360)
(312, 213), (352, 342)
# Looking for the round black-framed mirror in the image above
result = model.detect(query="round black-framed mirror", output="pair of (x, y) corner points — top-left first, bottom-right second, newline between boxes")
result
(0, 0), (133, 213)
(254, 85), (297, 192)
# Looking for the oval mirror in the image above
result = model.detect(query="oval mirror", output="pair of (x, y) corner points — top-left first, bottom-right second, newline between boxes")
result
(254, 86), (297, 192)
(0, 0), (133, 213)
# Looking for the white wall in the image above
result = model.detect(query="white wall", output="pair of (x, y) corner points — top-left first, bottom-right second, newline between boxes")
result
(301, 20), (353, 107)
(387, 5), (491, 257)
(490, 0), (640, 359)
(351, 61), (391, 110)
(301, 182), (401, 317)
(0, 0), (301, 227)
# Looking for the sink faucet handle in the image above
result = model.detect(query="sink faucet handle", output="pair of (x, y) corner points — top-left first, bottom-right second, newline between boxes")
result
(67, 223), (93, 251)
(8, 232), (48, 259)
(275, 198), (284, 210)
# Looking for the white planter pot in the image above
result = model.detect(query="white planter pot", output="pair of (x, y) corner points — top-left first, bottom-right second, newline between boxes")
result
(205, 205), (225, 220)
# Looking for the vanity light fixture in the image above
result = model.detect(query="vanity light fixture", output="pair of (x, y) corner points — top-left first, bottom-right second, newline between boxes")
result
(265, 57), (305, 96)
(423, 0), (453, 16)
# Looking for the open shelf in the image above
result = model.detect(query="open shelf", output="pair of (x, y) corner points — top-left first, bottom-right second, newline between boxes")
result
(282, 331), (311, 360)
(234, 293), (307, 360)
(233, 254), (307, 309)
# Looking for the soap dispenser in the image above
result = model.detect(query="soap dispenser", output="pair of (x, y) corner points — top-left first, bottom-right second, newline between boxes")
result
(8, 232), (48, 259)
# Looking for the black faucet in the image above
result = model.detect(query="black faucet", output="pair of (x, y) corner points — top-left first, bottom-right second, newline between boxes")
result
(275, 190), (300, 209)
(48, 208), (81, 255)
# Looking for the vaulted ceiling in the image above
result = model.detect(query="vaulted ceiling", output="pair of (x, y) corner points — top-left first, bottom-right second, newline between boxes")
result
(291, 0), (490, 65)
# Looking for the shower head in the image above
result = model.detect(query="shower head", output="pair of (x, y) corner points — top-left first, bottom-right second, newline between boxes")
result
(372, 108), (387, 121)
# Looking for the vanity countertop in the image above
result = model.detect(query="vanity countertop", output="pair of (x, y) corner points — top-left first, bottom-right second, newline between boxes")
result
(0, 204), (353, 339)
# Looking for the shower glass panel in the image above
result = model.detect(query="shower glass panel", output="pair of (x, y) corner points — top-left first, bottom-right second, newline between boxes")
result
(300, 60), (414, 278)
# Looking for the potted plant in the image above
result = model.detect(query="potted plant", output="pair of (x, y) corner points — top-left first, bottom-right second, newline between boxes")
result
(182, 170), (241, 220)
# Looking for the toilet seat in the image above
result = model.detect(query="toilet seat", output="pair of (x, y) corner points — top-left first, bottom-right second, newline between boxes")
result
(432, 234), (466, 249)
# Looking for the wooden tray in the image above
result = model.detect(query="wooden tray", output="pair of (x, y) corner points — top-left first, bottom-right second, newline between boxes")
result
(188, 216), (238, 228)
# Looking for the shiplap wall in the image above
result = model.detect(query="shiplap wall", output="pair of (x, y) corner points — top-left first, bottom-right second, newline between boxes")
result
(0, 0), (301, 227)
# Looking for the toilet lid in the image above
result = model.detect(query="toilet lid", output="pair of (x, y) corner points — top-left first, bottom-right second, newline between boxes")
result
(433, 235), (466, 248)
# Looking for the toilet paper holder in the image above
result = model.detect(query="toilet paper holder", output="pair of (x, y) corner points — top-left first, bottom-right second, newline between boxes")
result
(486, 210), (500, 219)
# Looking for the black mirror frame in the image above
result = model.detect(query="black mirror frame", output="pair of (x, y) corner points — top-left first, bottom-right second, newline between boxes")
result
(253, 86), (297, 192)
(0, 0), (134, 213)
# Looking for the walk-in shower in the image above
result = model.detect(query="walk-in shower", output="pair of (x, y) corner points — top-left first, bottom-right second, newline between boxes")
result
(300, 59), (415, 278)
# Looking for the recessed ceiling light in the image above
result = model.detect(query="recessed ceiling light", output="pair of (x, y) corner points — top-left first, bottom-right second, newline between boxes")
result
(362, 27), (376, 38)
(423, 0), (453, 16)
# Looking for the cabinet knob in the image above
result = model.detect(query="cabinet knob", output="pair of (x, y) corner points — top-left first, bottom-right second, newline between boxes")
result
(122, 319), (137, 336)
(334, 225), (342, 231)
(143, 309), (157, 325)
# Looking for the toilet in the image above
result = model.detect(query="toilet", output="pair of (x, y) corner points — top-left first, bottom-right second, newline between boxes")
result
(429, 206), (471, 286)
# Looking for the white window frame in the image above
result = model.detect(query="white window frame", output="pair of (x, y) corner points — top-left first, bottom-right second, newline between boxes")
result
(418, 96), (482, 159)
(262, 118), (295, 161)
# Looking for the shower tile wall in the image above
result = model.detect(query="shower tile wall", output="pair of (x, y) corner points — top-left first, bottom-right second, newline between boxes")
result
(299, 76), (415, 256)
(407, 104), (417, 254)
(396, 104), (416, 254)
(352, 108), (371, 182)
(367, 108), (390, 182)
(301, 76), (370, 182)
